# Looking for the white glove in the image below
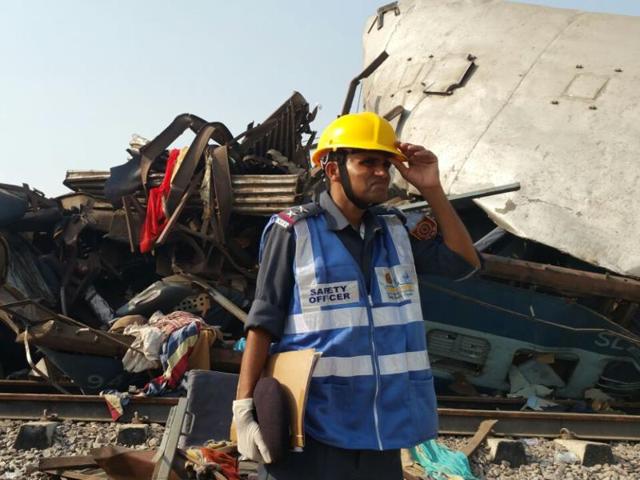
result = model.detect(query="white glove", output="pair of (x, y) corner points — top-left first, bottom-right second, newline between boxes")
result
(232, 398), (273, 464)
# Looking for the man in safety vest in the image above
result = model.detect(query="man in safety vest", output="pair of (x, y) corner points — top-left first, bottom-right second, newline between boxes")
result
(233, 112), (481, 480)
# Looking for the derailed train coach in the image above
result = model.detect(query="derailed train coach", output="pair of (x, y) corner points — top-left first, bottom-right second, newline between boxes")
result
(362, 0), (640, 402)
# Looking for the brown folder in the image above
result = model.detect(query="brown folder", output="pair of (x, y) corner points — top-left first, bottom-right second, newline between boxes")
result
(231, 348), (320, 449)
(264, 349), (321, 448)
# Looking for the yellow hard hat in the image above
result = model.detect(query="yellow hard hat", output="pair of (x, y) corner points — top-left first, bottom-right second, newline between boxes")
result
(311, 111), (405, 166)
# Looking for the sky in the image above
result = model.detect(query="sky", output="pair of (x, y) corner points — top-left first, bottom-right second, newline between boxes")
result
(1, 0), (639, 196)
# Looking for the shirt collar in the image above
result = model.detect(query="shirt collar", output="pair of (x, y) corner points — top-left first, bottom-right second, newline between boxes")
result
(318, 191), (383, 233)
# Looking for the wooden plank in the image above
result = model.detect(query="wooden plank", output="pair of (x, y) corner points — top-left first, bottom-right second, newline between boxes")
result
(460, 419), (498, 457)
(43, 468), (108, 480)
(39, 456), (97, 470)
(403, 464), (428, 480)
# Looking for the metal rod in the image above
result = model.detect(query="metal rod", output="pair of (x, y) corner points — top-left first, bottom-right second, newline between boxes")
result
(473, 227), (507, 252)
(398, 182), (521, 211)
(342, 51), (389, 115)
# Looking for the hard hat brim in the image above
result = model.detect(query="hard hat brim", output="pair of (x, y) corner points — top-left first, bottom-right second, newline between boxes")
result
(312, 144), (407, 166)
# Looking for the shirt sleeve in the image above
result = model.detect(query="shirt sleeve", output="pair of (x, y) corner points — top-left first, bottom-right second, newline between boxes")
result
(410, 233), (479, 280)
(244, 222), (295, 340)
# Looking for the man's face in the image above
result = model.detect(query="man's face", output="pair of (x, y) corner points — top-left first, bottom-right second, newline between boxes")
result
(343, 151), (392, 204)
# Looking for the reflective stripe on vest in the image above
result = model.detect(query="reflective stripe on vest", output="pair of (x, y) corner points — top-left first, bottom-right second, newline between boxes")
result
(314, 350), (430, 377)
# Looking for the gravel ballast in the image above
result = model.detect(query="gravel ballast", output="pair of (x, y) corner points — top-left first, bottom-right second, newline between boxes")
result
(1, 420), (640, 479)
(0, 419), (164, 479)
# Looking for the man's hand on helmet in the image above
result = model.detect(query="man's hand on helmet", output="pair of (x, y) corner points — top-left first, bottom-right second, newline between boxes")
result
(391, 142), (442, 191)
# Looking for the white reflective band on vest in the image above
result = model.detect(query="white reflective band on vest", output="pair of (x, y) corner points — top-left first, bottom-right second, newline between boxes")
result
(371, 302), (423, 328)
(284, 306), (369, 334)
(293, 220), (317, 288)
(285, 302), (423, 335)
(384, 219), (415, 265)
(313, 355), (374, 377)
(312, 351), (430, 378)
(378, 351), (430, 375)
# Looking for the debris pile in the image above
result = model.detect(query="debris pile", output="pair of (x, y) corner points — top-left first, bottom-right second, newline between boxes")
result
(0, 92), (318, 396)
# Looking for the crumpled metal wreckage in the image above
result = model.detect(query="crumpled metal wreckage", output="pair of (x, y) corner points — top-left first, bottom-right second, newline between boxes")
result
(0, 92), (318, 393)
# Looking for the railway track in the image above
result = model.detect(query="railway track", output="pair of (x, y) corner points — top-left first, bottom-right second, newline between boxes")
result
(1, 390), (640, 442)
(0, 393), (176, 423)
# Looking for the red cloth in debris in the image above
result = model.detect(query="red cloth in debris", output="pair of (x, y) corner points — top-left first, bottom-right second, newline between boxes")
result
(197, 447), (240, 480)
(139, 148), (180, 253)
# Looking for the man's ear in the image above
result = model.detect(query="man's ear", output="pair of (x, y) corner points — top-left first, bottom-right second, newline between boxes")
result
(324, 162), (340, 183)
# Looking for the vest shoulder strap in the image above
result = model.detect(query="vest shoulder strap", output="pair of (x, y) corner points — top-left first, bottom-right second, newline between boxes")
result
(274, 202), (324, 230)
(369, 205), (407, 224)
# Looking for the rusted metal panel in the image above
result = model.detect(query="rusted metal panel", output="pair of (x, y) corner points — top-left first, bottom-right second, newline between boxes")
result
(240, 91), (316, 168)
(481, 254), (640, 303)
(165, 124), (232, 215)
(230, 174), (301, 214)
(209, 146), (233, 242)
(64, 171), (302, 215)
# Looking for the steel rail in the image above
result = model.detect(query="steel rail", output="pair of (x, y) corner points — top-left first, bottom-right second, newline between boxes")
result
(1, 393), (640, 441)
(4, 383), (640, 413)
(0, 393), (177, 423)
(438, 408), (640, 441)
(437, 395), (640, 414)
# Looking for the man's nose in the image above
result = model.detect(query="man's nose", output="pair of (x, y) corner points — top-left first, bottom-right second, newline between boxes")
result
(374, 165), (390, 177)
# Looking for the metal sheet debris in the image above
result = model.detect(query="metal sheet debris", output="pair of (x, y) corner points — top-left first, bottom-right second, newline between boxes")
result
(362, 0), (640, 277)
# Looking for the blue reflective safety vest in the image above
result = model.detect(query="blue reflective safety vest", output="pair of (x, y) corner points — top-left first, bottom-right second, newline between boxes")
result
(265, 208), (438, 450)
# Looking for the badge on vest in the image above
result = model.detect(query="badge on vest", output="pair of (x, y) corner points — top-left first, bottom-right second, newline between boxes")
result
(411, 215), (438, 240)
(302, 281), (360, 310)
(275, 216), (290, 229)
(375, 266), (417, 302)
